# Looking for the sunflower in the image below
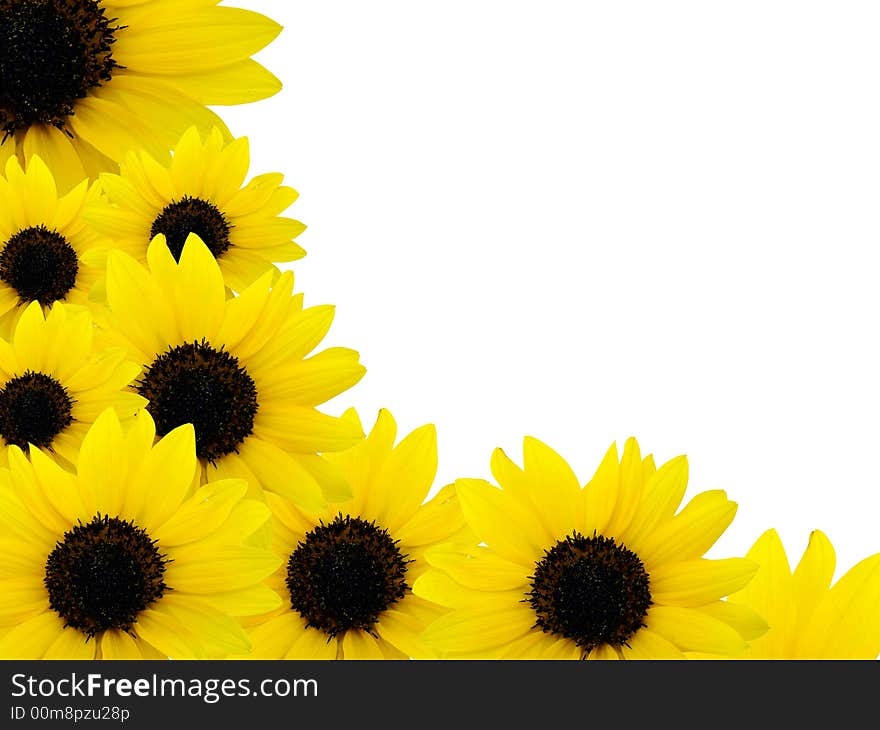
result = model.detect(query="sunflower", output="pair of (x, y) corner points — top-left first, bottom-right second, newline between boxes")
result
(725, 529), (880, 659)
(0, 408), (282, 659)
(0, 155), (107, 334)
(0, 300), (144, 468)
(416, 437), (767, 659)
(0, 0), (282, 192)
(85, 126), (306, 293)
(99, 234), (366, 510)
(248, 409), (471, 659)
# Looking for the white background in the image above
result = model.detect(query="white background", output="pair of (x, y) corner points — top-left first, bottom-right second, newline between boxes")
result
(224, 1), (880, 572)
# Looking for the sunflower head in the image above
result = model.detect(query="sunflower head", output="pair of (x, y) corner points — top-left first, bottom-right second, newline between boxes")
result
(248, 409), (472, 660)
(44, 514), (169, 638)
(0, 0), (282, 192)
(85, 125), (305, 292)
(0, 0), (120, 138)
(285, 513), (413, 639)
(0, 300), (144, 467)
(101, 234), (365, 509)
(727, 529), (880, 659)
(416, 437), (767, 659)
(0, 408), (283, 659)
(0, 155), (107, 333)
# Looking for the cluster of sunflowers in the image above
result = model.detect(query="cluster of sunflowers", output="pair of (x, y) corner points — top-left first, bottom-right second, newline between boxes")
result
(0, 0), (877, 661)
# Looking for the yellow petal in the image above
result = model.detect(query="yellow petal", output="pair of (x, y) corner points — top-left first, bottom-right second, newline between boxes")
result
(284, 631), (338, 660)
(156, 593), (251, 656)
(424, 545), (531, 591)
(696, 601), (769, 642)
(192, 585), (282, 618)
(650, 558), (758, 606)
(622, 455), (688, 548)
(253, 407), (364, 454)
(0, 611), (64, 659)
(797, 552), (880, 659)
(372, 423), (438, 533)
(21, 126), (86, 194)
(0, 578), (49, 624)
(133, 608), (201, 660)
(375, 608), (437, 659)
(727, 528), (797, 658)
(420, 604), (535, 654)
(342, 630), (384, 660)
(791, 529), (836, 628)
(257, 347), (365, 406)
(44, 628), (97, 660)
(539, 636), (582, 660)
(603, 437), (643, 537)
(647, 605), (747, 655)
(636, 490), (737, 568)
(393, 484), (468, 547)
(583, 443), (619, 535)
(152, 480), (248, 547)
(114, 8), (282, 74)
(175, 234), (226, 340)
(100, 630), (142, 659)
(236, 437), (325, 513)
(158, 58), (281, 106)
(135, 424), (198, 532)
(620, 628), (685, 659)
(586, 643), (621, 660)
(456, 478), (547, 567)
(164, 545), (281, 593)
(247, 614), (302, 659)
(520, 437), (582, 540)
(412, 570), (487, 610)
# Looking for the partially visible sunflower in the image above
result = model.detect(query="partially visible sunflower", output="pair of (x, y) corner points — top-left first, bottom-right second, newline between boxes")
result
(248, 409), (471, 659)
(99, 234), (366, 509)
(0, 301), (144, 467)
(0, 408), (282, 659)
(85, 126), (306, 292)
(0, 156), (106, 334)
(416, 438), (766, 659)
(726, 529), (880, 659)
(0, 0), (282, 191)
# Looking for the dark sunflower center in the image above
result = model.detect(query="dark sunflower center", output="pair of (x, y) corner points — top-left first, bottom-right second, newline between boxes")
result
(150, 197), (232, 262)
(0, 0), (120, 137)
(286, 515), (411, 638)
(136, 340), (258, 463)
(527, 532), (652, 653)
(45, 514), (167, 637)
(0, 370), (74, 449)
(0, 225), (79, 305)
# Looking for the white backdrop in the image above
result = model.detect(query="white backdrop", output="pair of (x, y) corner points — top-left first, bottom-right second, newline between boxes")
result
(222, 1), (880, 572)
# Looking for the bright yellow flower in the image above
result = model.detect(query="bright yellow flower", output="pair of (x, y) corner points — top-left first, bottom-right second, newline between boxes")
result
(0, 156), (106, 334)
(0, 408), (282, 659)
(0, 301), (143, 467)
(100, 234), (365, 509)
(727, 529), (880, 659)
(0, 0), (282, 192)
(85, 127), (306, 293)
(416, 438), (766, 659)
(249, 409), (470, 659)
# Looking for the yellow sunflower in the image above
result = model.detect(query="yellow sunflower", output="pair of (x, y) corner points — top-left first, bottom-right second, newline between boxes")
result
(416, 437), (767, 659)
(726, 529), (880, 659)
(248, 409), (471, 659)
(0, 155), (106, 334)
(0, 408), (282, 659)
(99, 234), (366, 510)
(0, 0), (282, 192)
(0, 301), (144, 468)
(85, 126), (306, 293)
